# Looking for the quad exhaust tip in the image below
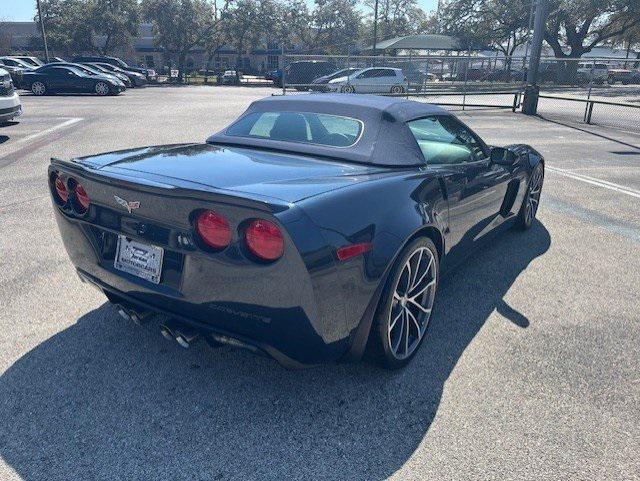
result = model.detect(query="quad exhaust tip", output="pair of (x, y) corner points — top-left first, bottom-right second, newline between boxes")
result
(160, 319), (199, 348)
(118, 305), (152, 325)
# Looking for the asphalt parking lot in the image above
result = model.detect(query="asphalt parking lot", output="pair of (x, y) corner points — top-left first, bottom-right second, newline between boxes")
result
(1, 86), (639, 481)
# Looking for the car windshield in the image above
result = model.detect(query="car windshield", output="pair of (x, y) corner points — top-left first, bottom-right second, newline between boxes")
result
(226, 111), (363, 147)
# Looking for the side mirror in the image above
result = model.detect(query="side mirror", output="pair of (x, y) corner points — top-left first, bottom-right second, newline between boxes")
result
(490, 147), (517, 165)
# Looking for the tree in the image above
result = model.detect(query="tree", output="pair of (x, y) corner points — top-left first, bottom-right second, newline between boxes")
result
(440, 0), (531, 59)
(90, 0), (140, 55)
(363, 0), (430, 42)
(309, 0), (362, 54)
(221, 0), (268, 72)
(35, 0), (93, 56)
(543, 0), (640, 58)
(141, 0), (215, 75)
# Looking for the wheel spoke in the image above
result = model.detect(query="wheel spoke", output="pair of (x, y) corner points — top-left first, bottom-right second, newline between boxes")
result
(406, 307), (421, 334)
(409, 249), (423, 291)
(392, 311), (405, 353)
(410, 254), (433, 296)
(389, 308), (402, 331)
(409, 278), (436, 301)
(407, 297), (431, 314)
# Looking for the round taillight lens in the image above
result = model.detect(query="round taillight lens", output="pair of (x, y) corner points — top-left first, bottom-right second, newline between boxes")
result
(245, 219), (284, 261)
(196, 210), (232, 249)
(74, 182), (90, 213)
(54, 175), (68, 203)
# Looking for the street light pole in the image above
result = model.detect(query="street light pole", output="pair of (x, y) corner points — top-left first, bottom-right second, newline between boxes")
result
(36, 0), (50, 62)
(372, 0), (379, 57)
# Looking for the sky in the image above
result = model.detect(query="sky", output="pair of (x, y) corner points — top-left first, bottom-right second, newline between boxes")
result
(2, 0), (439, 22)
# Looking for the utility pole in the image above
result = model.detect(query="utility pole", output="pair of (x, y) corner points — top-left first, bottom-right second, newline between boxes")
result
(36, 0), (50, 62)
(372, 0), (379, 57)
(523, 0), (548, 115)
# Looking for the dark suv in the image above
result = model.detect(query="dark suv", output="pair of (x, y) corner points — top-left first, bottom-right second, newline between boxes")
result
(280, 61), (336, 90)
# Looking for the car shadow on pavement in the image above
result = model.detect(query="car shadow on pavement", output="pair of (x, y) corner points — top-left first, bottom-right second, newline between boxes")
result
(0, 221), (550, 481)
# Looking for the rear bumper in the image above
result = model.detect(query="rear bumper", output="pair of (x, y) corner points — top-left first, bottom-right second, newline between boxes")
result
(77, 269), (311, 368)
(52, 200), (351, 366)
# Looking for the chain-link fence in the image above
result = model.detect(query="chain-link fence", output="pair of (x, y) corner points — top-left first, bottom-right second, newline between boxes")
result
(279, 54), (640, 129)
(535, 57), (640, 131)
(281, 54), (527, 110)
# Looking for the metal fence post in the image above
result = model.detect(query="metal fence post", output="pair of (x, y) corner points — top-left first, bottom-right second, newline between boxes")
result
(462, 52), (469, 110)
(281, 47), (286, 96)
(585, 101), (594, 124)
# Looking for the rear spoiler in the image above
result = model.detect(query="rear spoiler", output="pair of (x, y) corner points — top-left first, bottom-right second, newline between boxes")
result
(49, 157), (290, 214)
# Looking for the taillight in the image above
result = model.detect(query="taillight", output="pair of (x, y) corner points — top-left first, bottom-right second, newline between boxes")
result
(73, 182), (90, 213)
(195, 210), (231, 249)
(53, 174), (68, 203)
(245, 219), (284, 261)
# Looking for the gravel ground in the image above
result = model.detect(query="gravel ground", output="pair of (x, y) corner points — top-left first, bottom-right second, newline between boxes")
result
(0, 86), (639, 481)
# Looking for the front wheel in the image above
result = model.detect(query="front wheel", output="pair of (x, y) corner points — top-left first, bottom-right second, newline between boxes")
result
(516, 163), (544, 229)
(340, 84), (355, 93)
(390, 85), (405, 94)
(95, 81), (110, 96)
(371, 237), (439, 369)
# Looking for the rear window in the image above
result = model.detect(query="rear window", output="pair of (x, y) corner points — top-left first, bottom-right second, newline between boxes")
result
(226, 111), (363, 147)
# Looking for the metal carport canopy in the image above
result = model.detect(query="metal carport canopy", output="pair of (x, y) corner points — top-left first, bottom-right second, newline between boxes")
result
(365, 34), (486, 51)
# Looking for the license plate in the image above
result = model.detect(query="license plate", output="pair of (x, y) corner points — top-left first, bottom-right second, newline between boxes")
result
(114, 235), (164, 284)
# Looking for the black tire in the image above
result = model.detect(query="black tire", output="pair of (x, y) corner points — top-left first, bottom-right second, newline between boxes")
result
(390, 85), (405, 94)
(516, 162), (544, 230)
(371, 237), (439, 369)
(340, 84), (355, 93)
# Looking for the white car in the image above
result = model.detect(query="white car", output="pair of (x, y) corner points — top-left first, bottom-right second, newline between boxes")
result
(577, 62), (609, 83)
(0, 68), (22, 124)
(328, 67), (408, 94)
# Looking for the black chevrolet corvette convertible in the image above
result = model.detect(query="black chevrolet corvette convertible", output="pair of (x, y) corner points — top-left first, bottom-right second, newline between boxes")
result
(49, 94), (544, 368)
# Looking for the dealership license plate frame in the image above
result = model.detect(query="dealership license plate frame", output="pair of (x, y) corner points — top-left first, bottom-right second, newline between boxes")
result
(114, 235), (164, 284)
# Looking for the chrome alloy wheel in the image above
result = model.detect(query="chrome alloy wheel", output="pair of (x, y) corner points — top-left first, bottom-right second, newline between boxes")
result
(32, 81), (46, 95)
(526, 164), (544, 224)
(388, 246), (437, 360)
(95, 82), (110, 96)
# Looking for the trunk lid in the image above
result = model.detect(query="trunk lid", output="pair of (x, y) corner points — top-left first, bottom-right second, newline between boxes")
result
(77, 143), (391, 203)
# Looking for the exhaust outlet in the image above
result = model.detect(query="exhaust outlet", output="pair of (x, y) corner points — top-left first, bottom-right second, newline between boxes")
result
(159, 319), (199, 348)
(175, 325), (199, 349)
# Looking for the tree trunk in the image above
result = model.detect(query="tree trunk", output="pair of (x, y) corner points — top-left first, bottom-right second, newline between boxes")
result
(178, 52), (187, 81)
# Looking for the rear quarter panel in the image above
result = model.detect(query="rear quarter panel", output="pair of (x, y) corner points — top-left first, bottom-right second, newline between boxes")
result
(295, 170), (448, 341)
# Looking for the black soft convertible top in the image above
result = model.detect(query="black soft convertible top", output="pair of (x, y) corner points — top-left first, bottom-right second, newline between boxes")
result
(206, 94), (450, 166)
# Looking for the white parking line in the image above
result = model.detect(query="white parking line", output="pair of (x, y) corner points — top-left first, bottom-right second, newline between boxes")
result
(0, 117), (83, 157)
(547, 166), (640, 199)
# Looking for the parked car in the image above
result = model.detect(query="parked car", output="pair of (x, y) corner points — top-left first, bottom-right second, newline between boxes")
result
(327, 67), (407, 94)
(281, 60), (336, 90)
(48, 94), (544, 368)
(0, 59), (32, 88)
(220, 70), (242, 85)
(10, 56), (45, 68)
(577, 62), (609, 83)
(73, 56), (157, 82)
(310, 68), (359, 91)
(607, 69), (640, 85)
(80, 62), (132, 87)
(0, 68), (22, 124)
(265, 69), (281, 82)
(21, 64), (124, 96)
(49, 62), (127, 89)
(0, 56), (34, 70)
(90, 62), (147, 87)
